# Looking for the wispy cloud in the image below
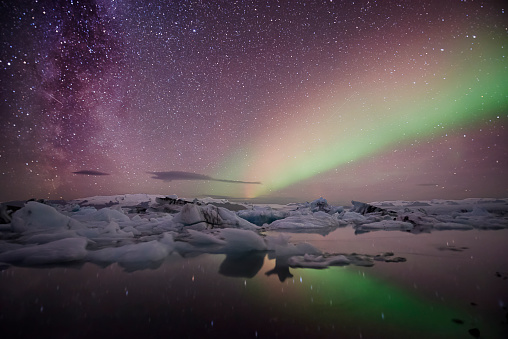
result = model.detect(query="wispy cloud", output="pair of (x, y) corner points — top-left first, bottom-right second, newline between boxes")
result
(149, 171), (261, 184)
(72, 170), (110, 176)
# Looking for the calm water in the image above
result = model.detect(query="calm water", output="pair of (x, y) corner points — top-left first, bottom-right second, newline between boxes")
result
(1, 227), (507, 338)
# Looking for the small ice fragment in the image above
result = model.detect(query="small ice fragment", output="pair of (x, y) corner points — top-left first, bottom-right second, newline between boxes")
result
(300, 276), (302, 283)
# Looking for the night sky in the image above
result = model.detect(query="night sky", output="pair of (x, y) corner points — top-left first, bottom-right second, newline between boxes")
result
(1, 0), (507, 204)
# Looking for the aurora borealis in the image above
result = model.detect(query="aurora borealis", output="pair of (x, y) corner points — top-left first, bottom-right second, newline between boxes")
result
(1, 0), (506, 203)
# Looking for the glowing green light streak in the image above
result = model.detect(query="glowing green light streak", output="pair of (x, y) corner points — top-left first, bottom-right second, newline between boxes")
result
(247, 47), (507, 198)
(274, 267), (484, 338)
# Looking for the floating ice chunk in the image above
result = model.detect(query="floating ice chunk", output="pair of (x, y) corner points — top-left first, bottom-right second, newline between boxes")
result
(218, 228), (267, 252)
(310, 197), (330, 212)
(268, 211), (340, 229)
(351, 200), (393, 215)
(433, 222), (474, 230)
(69, 206), (98, 218)
(87, 233), (174, 265)
(83, 207), (130, 223)
(19, 230), (82, 244)
(0, 238), (88, 265)
(171, 204), (258, 230)
(274, 242), (322, 258)
(171, 204), (204, 226)
(122, 225), (142, 236)
(288, 253), (350, 268)
(307, 197), (344, 214)
(100, 221), (134, 237)
(151, 218), (178, 232)
(75, 194), (160, 209)
(265, 233), (292, 250)
(340, 211), (367, 224)
(265, 233), (321, 258)
(237, 206), (289, 226)
(217, 207), (260, 230)
(131, 215), (143, 222)
(186, 229), (227, 246)
(468, 206), (491, 217)
(357, 220), (414, 230)
(0, 241), (25, 253)
(406, 201), (432, 207)
(10, 202), (83, 233)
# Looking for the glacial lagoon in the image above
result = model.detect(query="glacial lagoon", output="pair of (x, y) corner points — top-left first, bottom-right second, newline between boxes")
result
(2, 225), (507, 338)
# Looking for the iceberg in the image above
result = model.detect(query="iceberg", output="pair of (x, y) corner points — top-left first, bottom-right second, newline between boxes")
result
(268, 210), (341, 229)
(0, 238), (88, 265)
(288, 253), (350, 268)
(10, 201), (83, 233)
(355, 220), (414, 231)
(171, 204), (259, 231)
(237, 206), (289, 226)
(87, 233), (174, 266)
(219, 228), (267, 252)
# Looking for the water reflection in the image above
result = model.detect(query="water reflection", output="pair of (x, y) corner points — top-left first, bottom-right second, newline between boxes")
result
(265, 254), (294, 282)
(1, 228), (507, 339)
(218, 251), (265, 278)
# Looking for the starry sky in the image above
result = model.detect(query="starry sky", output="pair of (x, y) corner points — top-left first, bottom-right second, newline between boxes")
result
(1, 0), (507, 204)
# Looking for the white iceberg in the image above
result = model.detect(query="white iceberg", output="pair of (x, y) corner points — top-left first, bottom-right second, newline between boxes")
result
(288, 253), (350, 268)
(87, 233), (174, 265)
(268, 211), (341, 229)
(237, 206), (289, 226)
(10, 201), (83, 233)
(72, 207), (130, 223)
(99, 221), (135, 238)
(356, 220), (414, 231)
(0, 238), (88, 265)
(218, 228), (267, 252)
(171, 204), (258, 230)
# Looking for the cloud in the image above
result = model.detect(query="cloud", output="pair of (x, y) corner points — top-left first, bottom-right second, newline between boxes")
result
(72, 170), (110, 176)
(149, 171), (261, 185)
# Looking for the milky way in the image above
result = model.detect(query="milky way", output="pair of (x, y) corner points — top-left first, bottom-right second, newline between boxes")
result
(1, 0), (506, 203)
